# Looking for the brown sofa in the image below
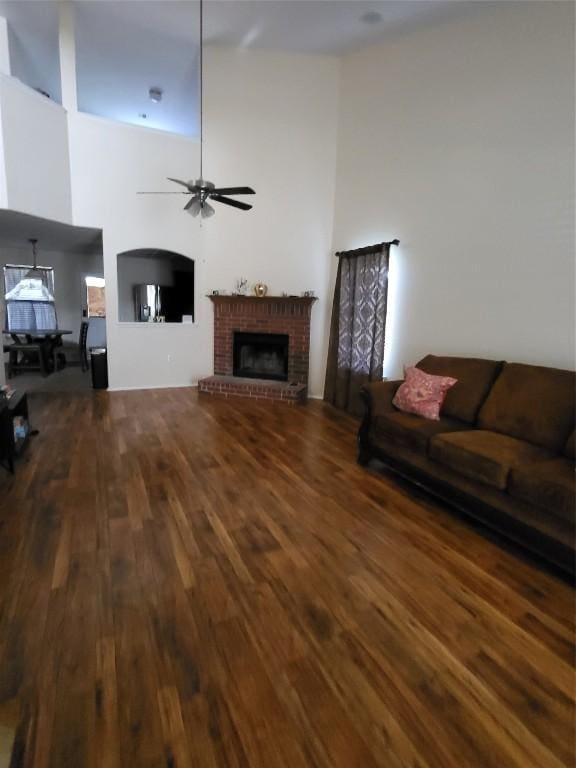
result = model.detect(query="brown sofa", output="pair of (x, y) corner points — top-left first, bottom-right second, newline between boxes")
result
(358, 355), (575, 576)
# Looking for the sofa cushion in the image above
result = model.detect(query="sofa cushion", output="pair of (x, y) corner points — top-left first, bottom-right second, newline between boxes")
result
(374, 412), (470, 454)
(509, 458), (576, 522)
(392, 366), (457, 421)
(416, 355), (503, 424)
(429, 430), (552, 490)
(565, 431), (576, 460)
(477, 363), (575, 452)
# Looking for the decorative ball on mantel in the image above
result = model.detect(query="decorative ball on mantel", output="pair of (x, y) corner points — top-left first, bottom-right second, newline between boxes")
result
(253, 282), (268, 298)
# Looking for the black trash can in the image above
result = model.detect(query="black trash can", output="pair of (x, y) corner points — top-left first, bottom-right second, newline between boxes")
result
(90, 347), (108, 389)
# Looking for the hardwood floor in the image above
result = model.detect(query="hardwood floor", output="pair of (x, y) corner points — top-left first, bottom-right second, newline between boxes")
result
(0, 389), (574, 768)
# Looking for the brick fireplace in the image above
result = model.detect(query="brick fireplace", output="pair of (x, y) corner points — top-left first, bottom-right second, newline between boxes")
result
(198, 295), (316, 403)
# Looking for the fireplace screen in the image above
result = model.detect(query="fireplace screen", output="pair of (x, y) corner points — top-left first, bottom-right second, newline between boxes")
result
(233, 332), (289, 381)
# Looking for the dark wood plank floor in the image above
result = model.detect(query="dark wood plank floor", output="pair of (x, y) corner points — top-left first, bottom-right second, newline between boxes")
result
(0, 389), (574, 768)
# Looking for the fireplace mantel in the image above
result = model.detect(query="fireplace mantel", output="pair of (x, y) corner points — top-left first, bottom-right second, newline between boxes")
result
(208, 295), (317, 306)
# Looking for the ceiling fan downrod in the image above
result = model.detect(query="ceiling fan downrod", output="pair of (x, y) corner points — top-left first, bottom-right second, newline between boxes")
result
(137, 0), (255, 217)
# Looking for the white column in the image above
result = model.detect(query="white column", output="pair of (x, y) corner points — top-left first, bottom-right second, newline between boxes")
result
(58, 1), (77, 112)
(0, 17), (8, 219)
(0, 17), (11, 76)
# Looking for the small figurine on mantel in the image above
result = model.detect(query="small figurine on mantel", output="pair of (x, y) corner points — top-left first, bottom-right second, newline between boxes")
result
(234, 277), (248, 296)
(253, 282), (268, 297)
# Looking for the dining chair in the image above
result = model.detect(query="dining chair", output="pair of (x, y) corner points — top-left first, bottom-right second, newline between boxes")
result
(79, 320), (89, 372)
(60, 320), (90, 371)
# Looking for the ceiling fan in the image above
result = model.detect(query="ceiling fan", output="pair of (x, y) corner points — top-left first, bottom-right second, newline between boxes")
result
(160, 178), (255, 218)
(138, 0), (255, 218)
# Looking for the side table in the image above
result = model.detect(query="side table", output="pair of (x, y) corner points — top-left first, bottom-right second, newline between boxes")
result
(0, 391), (38, 474)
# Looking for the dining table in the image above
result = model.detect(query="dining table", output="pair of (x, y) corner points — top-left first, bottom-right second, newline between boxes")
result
(3, 329), (73, 376)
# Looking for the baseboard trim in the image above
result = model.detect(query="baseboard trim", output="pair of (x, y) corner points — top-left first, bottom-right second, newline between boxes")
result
(108, 383), (199, 392)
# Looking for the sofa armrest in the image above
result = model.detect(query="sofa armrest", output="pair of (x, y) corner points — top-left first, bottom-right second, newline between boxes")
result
(357, 380), (403, 465)
(361, 379), (403, 418)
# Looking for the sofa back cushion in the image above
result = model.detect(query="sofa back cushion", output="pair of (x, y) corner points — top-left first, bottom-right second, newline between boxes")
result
(416, 355), (503, 424)
(478, 363), (575, 452)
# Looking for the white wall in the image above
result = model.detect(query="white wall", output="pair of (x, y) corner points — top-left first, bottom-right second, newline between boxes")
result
(203, 48), (339, 396)
(0, 74), (71, 223)
(68, 112), (202, 390)
(0, 17), (10, 76)
(69, 49), (339, 395)
(0, 1), (62, 103)
(0, 90), (7, 211)
(332, 1), (575, 379)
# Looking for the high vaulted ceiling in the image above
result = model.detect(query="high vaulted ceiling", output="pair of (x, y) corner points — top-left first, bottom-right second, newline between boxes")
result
(0, 0), (474, 135)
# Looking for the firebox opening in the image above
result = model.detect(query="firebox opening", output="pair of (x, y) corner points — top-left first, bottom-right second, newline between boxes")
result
(233, 332), (289, 382)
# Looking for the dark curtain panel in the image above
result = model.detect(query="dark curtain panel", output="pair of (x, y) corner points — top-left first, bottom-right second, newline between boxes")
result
(324, 243), (390, 416)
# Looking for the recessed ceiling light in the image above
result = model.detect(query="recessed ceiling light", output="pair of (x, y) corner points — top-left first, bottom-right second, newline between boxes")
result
(149, 86), (163, 103)
(360, 10), (383, 24)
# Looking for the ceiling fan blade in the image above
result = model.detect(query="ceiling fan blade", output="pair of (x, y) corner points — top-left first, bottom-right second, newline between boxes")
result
(167, 177), (194, 189)
(137, 191), (190, 194)
(211, 186), (255, 196)
(210, 194), (252, 211)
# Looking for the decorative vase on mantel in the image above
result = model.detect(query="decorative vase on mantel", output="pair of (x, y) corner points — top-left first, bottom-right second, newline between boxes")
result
(253, 282), (268, 298)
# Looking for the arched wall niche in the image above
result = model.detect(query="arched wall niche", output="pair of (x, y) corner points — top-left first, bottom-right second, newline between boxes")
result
(116, 248), (195, 323)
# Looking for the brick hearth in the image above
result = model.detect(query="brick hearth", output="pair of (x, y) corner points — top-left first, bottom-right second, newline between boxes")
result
(199, 295), (316, 403)
(198, 375), (307, 404)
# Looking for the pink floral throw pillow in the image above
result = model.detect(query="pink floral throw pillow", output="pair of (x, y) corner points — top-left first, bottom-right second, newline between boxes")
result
(393, 366), (458, 421)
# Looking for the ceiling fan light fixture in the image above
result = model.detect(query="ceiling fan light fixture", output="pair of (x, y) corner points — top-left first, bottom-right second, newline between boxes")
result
(201, 201), (215, 218)
(186, 199), (202, 217)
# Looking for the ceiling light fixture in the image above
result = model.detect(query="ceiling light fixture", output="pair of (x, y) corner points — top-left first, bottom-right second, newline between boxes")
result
(25, 238), (44, 281)
(149, 86), (163, 103)
(6, 239), (55, 303)
(360, 10), (383, 24)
